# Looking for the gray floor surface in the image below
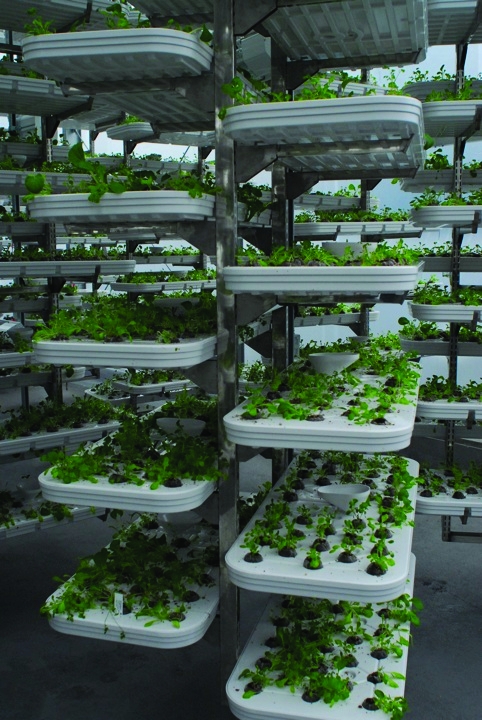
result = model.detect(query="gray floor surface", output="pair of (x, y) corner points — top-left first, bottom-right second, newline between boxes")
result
(1, 415), (481, 720)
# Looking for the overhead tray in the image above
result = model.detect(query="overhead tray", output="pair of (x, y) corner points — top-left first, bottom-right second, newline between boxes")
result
(428, 0), (482, 45)
(0, 142), (43, 161)
(0, 260), (135, 278)
(226, 458), (418, 601)
(224, 392), (419, 454)
(107, 122), (215, 147)
(422, 101), (482, 141)
(0, 222), (48, 238)
(133, 0), (213, 21)
(38, 466), (217, 514)
(110, 279), (216, 293)
(293, 221), (419, 238)
(223, 265), (422, 295)
(0, 365), (85, 391)
(113, 379), (192, 395)
(400, 338), (482, 356)
(258, 0), (427, 64)
(22, 28), (213, 84)
(411, 205), (482, 229)
(401, 169), (482, 192)
(27, 192), (216, 223)
(293, 193), (361, 210)
(408, 301), (482, 322)
(0, 0), (112, 33)
(294, 311), (379, 328)
(0, 421), (119, 457)
(0, 76), (99, 118)
(417, 400), (482, 420)
(33, 336), (217, 369)
(134, 253), (204, 266)
(421, 256), (482, 272)
(226, 557), (415, 720)
(417, 467), (482, 517)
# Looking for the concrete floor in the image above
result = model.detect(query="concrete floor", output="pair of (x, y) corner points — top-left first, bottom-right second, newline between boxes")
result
(1, 438), (481, 720)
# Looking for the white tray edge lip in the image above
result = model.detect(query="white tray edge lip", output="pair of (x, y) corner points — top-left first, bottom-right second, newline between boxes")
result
(0, 260), (135, 276)
(0, 422), (120, 456)
(226, 555), (416, 720)
(411, 205), (482, 227)
(417, 493), (482, 516)
(409, 301), (482, 320)
(38, 468), (217, 512)
(417, 399), (482, 418)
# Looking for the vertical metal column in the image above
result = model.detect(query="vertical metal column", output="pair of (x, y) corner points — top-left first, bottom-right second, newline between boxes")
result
(214, 0), (239, 690)
(271, 41), (291, 484)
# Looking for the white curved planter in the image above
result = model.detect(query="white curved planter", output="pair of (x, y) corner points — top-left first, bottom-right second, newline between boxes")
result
(0, 260), (135, 278)
(223, 265), (421, 295)
(110, 280), (215, 293)
(0, 0), (112, 33)
(113, 379), (192, 396)
(411, 205), (482, 228)
(0, 351), (33, 369)
(409, 301), (482, 322)
(0, 365), (85, 391)
(0, 76), (97, 118)
(225, 458), (418, 602)
(47, 578), (219, 648)
(2, 505), (100, 540)
(226, 559), (415, 720)
(135, 253), (203, 266)
(294, 221), (418, 238)
(0, 170), (90, 196)
(33, 336), (217, 369)
(223, 98), (424, 178)
(22, 28), (213, 84)
(294, 193), (360, 210)
(0, 421), (120, 457)
(417, 400), (482, 419)
(403, 79), (482, 101)
(133, 0), (213, 16)
(259, 0), (427, 63)
(423, 101), (482, 141)
(39, 467), (217, 514)
(28, 192), (216, 223)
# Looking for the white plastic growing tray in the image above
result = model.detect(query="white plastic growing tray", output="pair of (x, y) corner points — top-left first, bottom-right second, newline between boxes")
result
(421, 257), (482, 272)
(417, 400), (482, 420)
(224, 391), (419, 453)
(133, 0), (213, 18)
(39, 465), (217, 513)
(0, 222), (48, 238)
(33, 336), (216, 369)
(28, 192), (215, 224)
(0, 0), (113, 33)
(110, 280), (215, 293)
(428, 0), (482, 45)
(0, 171), (90, 196)
(2, 506), (98, 541)
(293, 222), (418, 238)
(107, 122), (216, 147)
(46, 569), (218, 649)
(0, 421), (120, 457)
(0, 260), (135, 278)
(408, 301), (482, 322)
(400, 338), (482, 356)
(417, 477), (482, 517)
(223, 265), (421, 295)
(0, 76), (95, 118)
(411, 205), (482, 228)
(223, 96), (424, 175)
(422, 102), (482, 142)
(403, 80), (482, 102)
(22, 28), (213, 84)
(259, 0), (427, 63)
(294, 194), (361, 210)
(0, 365), (85, 390)
(226, 459), (418, 601)
(401, 169), (482, 192)
(0, 351), (33, 369)
(113, 379), (192, 395)
(294, 311), (379, 328)
(226, 557), (416, 720)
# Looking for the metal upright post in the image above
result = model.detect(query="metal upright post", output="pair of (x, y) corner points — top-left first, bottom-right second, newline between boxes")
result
(271, 41), (291, 484)
(214, 0), (239, 690)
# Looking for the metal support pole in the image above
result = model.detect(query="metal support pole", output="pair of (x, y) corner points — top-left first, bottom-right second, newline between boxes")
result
(214, 0), (239, 694)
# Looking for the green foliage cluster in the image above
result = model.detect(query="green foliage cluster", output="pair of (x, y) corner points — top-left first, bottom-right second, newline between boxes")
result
(0, 245), (125, 262)
(399, 320), (482, 344)
(410, 188), (482, 208)
(40, 518), (217, 626)
(33, 293), (217, 344)
(419, 462), (482, 498)
(419, 375), (482, 402)
(0, 488), (76, 529)
(412, 278), (482, 306)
